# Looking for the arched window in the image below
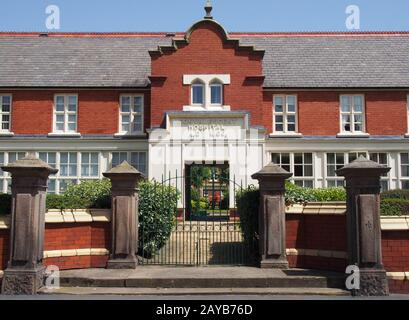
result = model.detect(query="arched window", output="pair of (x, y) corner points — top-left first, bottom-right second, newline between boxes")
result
(191, 80), (205, 105)
(210, 80), (223, 105)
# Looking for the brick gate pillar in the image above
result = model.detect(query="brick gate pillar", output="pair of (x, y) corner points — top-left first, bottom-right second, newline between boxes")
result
(252, 163), (292, 268)
(103, 161), (144, 269)
(337, 156), (391, 296)
(1, 154), (58, 295)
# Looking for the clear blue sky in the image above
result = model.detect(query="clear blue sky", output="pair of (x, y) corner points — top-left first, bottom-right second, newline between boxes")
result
(0, 0), (409, 32)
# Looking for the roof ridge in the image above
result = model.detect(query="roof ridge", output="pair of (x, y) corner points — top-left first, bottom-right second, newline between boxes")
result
(1, 31), (409, 38)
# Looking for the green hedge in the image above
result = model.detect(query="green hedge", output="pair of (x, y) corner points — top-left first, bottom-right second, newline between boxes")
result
(61, 179), (111, 209)
(138, 180), (179, 258)
(380, 198), (409, 216)
(285, 182), (346, 205)
(0, 194), (11, 215)
(381, 189), (409, 201)
(236, 186), (260, 261)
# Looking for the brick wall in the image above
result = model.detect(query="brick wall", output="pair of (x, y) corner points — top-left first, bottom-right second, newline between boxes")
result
(286, 214), (409, 293)
(0, 222), (110, 273)
(264, 91), (408, 136)
(286, 214), (348, 272)
(150, 21), (264, 128)
(5, 89), (150, 135)
(43, 222), (110, 270)
(0, 229), (9, 270)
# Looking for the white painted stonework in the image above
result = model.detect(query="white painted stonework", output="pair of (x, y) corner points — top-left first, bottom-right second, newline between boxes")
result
(148, 111), (266, 207)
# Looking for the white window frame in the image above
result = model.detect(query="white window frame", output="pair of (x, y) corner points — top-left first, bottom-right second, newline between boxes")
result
(110, 151), (147, 175)
(53, 94), (78, 134)
(273, 95), (298, 134)
(191, 81), (205, 106)
(210, 81), (223, 106)
(183, 74), (230, 111)
(406, 95), (409, 136)
(369, 152), (390, 191)
(81, 152), (100, 178)
(399, 152), (409, 189)
(0, 95), (12, 134)
(118, 94), (144, 135)
(271, 152), (314, 188)
(325, 152), (346, 188)
(0, 152), (5, 193)
(339, 94), (366, 135)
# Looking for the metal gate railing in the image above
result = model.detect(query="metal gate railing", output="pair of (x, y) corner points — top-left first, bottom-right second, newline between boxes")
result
(138, 167), (255, 266)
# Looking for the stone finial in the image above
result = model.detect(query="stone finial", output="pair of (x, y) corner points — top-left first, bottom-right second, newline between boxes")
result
(103, 161), (144, 178)
(336, 156), (390, 177)
(251, 163), (292, 180)
(204, 0), (213, 19)
(1, 153), (58, 174)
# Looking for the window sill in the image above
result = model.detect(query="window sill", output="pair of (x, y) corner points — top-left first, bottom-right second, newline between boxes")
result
(269, 133), (303, 138)
(183, 105), (231, 111)
(114, 133), (147, 138)
(336, 133), (370, 138)
(47, 133), (81, 138)
(0, 132), (14, 137)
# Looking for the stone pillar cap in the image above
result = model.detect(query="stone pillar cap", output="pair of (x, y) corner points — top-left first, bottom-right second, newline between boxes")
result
(103, 161), (145, 178)
(251, 162), (293, 180)
(1, 153), (58, 174)
(336, 156), (390, 176)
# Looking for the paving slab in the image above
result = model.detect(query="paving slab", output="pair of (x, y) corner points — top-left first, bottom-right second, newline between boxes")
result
(39, 286), (349, 296)
(58, 267), (345, 289)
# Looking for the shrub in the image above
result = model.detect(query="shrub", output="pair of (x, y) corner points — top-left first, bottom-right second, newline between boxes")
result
(138, 180), (179, 258)
(285, 182), (317, 205)
(285, 182), (346, 205)
(191, 200), (207, 211)
(220, 189), (229, 210)
(46, 194), (65, 210)
(381, 189), (409, 201)
(61, 179), (111, 209)
(236, 186), (260, 260)
(381, 198), (409, 216)
(0, 194), (11, 215)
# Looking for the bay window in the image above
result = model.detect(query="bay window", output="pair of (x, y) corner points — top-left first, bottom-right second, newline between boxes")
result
(271, 152), (314, 188)
(326, 153), (345, 187)
(401, 153), (409, 189)
(111, 151), (147, 175)
(369, 152), (389, 191)
(81, 152), (99, 177)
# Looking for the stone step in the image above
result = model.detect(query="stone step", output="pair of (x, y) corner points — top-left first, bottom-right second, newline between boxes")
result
(56, 267), (346, 289)
(39, 286), (350, 296)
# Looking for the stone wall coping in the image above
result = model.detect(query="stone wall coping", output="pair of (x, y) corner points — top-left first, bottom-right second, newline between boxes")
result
(0, 206), (408, 230)
(43, 248), (109, 259)
(286, 202), (347, 215)
(45, 209), (111, 223)
(387, 272), (409, 281)
(286, 248), (347, 259)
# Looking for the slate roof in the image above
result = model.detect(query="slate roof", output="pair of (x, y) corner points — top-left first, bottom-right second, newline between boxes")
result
(0, 36), (172, 87)
(239, 35), (409, 88)
(0, 33), (409, 88)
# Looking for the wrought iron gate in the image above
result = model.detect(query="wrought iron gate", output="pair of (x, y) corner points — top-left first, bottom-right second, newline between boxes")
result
(138, 165), (256, 266)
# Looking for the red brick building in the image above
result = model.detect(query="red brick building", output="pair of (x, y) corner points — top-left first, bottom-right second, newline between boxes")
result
(1, 7), (409, 195)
